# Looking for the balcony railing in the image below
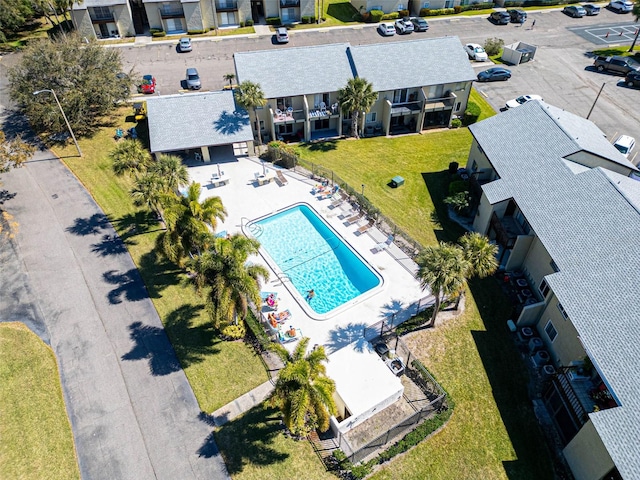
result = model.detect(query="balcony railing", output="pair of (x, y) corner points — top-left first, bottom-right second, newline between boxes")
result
(490, 212), (527, 249)
(273, 109), (304, 123)
(390, 101), (422, 116)
(424, 95), (455, 111)
(159, 6), (185, 18)
(90, 11), (114, 22)
(216, 0), (238, 10)
(280, 0), (300, 6)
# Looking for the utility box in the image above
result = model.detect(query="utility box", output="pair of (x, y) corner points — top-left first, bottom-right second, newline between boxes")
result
(502, 41), (538, 65)
(391, 176), (405, 188)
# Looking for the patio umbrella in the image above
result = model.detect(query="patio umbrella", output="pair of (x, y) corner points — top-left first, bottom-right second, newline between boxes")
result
(261, 159), (266, 176)
(217, 162), (221, 177)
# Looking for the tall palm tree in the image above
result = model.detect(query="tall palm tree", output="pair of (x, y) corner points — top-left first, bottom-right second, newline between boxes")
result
(186, 234), (269, 327)
(109, 139), (151, 177)
(629, 3), (640, 52)
(235, 80), (267, 145)
(149, 153), (189, 192)
(337, 77), (378, 139)
(459, 232), (498, 279)
(162, 182), (227, 265)
(130, 173), (167, 222)
(223, 73), (236, 88)
(269, 337), (337, 437)
(416, 242), (469, 328)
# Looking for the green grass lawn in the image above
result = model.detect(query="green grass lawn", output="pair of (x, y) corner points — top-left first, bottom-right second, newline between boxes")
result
(54, 110), (267, 413)
(0, 323), (80, 480)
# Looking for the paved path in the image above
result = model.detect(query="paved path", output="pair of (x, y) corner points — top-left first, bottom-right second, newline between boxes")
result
(0, 146), (229, 480)
(212, 379), (275, 427)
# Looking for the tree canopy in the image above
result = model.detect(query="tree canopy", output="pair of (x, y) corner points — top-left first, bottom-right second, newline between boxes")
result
(0, 0), (35, 42)
(337, 77), (378, 139)
(1, 131), (35, 176)
(234, 81), (266, 145)
(8, 33), (130, 137)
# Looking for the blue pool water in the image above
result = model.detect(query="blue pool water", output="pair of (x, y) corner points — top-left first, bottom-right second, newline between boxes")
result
(252, 204), (381, 315)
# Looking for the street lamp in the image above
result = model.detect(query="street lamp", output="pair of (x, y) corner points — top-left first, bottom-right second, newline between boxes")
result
(33, 89), (82, 157)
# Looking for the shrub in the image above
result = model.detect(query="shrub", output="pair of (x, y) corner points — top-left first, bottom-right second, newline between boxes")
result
(369, 9), (384, 22)
(450, 118), (462, 128)
(398, 9), (410, 16)
(149, 28), (162, 34)
(448, 180), (469, 195)
(381, 11), (399, 20)
(504, 0), (524, 5)
(152, 31), (166, 37)
(245, 19), (254, 26)
(239, 21), (245, 27)
(266, 17), (281, 25)
(464, 1), (495, 9)
(483, 37), (504, 56)
(444, 191), (470, 213)
(187, 29), (205, 34)
(448, 161), (459, 175)
(301, 15), (316, 23)
(463, 101), (481, 125)
(221, 322), (246, 340)
(454, 5), (463, 13)
(419, 8), (430, 15)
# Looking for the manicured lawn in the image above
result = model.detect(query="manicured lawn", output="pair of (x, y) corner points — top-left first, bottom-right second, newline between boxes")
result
(592, 46), (640, 58)
(54, 110), (267, 413)
(0, 323), (80, 480)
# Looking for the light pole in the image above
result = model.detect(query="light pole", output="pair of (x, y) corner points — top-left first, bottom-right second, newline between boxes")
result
(33, 89), (82, 157)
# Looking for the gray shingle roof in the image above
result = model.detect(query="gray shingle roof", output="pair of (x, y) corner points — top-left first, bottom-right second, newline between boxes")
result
(471, 101), (640, 479)
(234, 43), (355, 99)
(348, 36), (476, 91)
(145, 91), (253, 153)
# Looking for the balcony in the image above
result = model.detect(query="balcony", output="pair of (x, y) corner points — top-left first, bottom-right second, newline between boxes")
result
(280, 0), (300, 6)
(90, 11), (115, 22)
(490, 212), (527, 249)
(390, 101), (422, 116)
(424, 95), (455, 111)
(216, 0), (238, 10)
(309, 103), (339, 119)
(159, 6), (185, 18)
(273, 109), (304, 124)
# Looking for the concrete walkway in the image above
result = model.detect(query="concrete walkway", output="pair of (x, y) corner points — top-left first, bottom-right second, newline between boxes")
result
(0, 143), (229, 479)
(212, 379), (276, 426)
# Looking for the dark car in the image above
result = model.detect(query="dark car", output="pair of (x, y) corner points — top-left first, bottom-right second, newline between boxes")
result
(477, 67), (512, 82)
(137, 74), (156, 94)
(563, 5), (587, 17)
(583, 3), (600, 14)
(410, 17), (429, 31)
(508, 9), (527, 23)
(625, 70), (640, 88)
(490, 11), (510, 24)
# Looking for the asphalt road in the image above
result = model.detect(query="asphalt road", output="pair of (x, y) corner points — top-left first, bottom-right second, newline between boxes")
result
(114, 8), (640, 164)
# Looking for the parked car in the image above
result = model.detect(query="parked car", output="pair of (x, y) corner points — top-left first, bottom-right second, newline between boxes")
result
(410, 17), (429, 31)
(490, 11), (510, 24)
(395, 17), (414, 34)
(505, 94), (543, 109)
(378, 23), (396, 36)
(613, 135), (636, 157)
(609, 0), (633, 12)
(508, 9), (527, 23)
(464, 43), (489, 62)
(582, 3), (600, 14)
(137, 74), (156, 94)
(625, 70), (640, 88)
(275, 27), (289, 43)
(563, 5), (587, 17)
(594, 55), (640, 75)
(477, 67), (512, 82)
(178, 37), (192, 52)
(185, 68), (201, 90)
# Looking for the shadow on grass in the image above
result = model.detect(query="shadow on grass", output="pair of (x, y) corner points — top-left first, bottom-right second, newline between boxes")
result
(211, 403), (289, 472)
(422, 170), (466, 243)
(326, 2), (359, 22)
(137, 247), (182, 300)
(121, 320), (182, 375)
(111, 211), (163, 239)
(305, 140), (338, 152)
(468, 277), (556, 479)
(325, 322), (369, 354)
(164, 303), (222, 368)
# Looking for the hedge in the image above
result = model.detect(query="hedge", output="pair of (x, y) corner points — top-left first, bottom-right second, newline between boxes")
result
(369, 9), (384, 22)
(301, 15), (316, 23)
(152, 31), (166, 37)
(266, 16), (281, 25)
(381, 12), (399, 20)
(245, 19), (254, 26)
(463, 101), (481, 126)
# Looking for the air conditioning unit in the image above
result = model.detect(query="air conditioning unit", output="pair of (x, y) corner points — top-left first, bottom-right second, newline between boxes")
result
(542, 365), (556, 377)
(532, 350), (550, 367)
(517, 326), (534, 343)
(528, 337), (544, 353)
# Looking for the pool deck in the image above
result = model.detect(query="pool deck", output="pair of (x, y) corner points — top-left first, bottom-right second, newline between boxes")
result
(188, 156), (427, 353)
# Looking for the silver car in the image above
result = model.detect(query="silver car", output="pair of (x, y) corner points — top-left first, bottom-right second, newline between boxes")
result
(185, 68), (201, 90)
(179, 37), (192, 52)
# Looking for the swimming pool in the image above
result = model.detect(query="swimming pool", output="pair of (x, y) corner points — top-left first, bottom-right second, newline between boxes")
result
(250, 204), (382, 316)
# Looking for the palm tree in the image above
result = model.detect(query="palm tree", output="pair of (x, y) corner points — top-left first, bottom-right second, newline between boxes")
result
(235, 80), (267, 145)
(629, 2), (640, 52)
(149, 154), (189, 192)
(337, 77), (378, 139)
(269, 337), (337, 437)
(186, 234), (269, 327)
(459, 232), (498, 279)
(130, 173), (168, 222)
(416, 242), (468, 328)
(223, 73), (236, 88)
(109, 139), (151, 177)
(162, 182), (227, 265)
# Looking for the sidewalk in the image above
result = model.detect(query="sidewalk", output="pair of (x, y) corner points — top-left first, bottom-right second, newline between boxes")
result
(212, 378), (276, 426)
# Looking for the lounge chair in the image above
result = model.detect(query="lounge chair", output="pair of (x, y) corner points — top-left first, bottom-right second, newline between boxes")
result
(278, 325), (301, 344)
(356, 219), (375, 235)
(374, 235), (394, 252)
(261, 291), (279, 309)
(273, 309), (291, 323)
(345, 211), (364, 225)
(276, 170), (288, 186)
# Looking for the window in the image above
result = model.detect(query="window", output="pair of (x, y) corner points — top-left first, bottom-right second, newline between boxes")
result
(544, 320), (557, 342)
(422, 1), (430, 7)
(539, 278), (550, 298)
(314, 118), (329, 129)
(455, 101), (461, 112)
(276, 97), (292, 111)
(366, 112), (377, 123)
(471, 160), (478, 172)
(219, 11), (236, 24)
(314, 93), (330, 109)
(397, 4), (405, 9)
(557, 303), (569, 320)
(550, 260), (559, 272)
(393, 89), (408, 103)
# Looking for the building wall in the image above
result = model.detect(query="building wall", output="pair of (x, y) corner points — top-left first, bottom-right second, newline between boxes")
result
(114, 3), (136, 36)
(145, 4), (162, 29)
(263, 0), (281, 18)
(564, 420), (615, 480)
(536, 294), (585, 366)
(300, 0), (315, 17)
(472, 190), (493, 234)
(72, 9), (96, 39)
(565, 151), (635, 177)
(335, 387), (403, 434)
(520, 236), (554, 296)
(466, 139), (495, 180)
(365, 0), (405, 13)
(504, 234), (534, 271)
(184, 2), (205, 31)
(238, 0), (252, 23)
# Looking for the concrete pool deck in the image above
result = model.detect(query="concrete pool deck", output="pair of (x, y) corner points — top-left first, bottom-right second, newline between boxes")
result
(187, 156), (428, 353)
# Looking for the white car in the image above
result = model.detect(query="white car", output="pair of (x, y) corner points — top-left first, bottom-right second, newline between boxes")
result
(613, 135), (636, 157)
(464, 43), (488, 62)
(178, 37), (192, 52)
(609, 0), (633, 12)
(378, 23), (396, 36)
(505, 94), (543, 109)
(395, 17), (414, 34)
(275, 27), (289, 43)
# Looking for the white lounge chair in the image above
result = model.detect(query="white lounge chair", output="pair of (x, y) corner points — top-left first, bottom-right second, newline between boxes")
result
(374, 235), (394, 252)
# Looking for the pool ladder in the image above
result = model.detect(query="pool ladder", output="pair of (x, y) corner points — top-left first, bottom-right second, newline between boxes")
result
(274, 272), (291, 285)
(243, 217), (263, 238)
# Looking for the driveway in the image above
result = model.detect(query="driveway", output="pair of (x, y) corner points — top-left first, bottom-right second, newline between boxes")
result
(0, 135), (229, 479)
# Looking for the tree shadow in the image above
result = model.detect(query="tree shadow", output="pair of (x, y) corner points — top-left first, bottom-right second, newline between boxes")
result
(110, 211), (162, 240)
(163, 304), (221, 368)
(210, 403), (289, 473)
(66, 213), (111, 236)
(305, 140), (338, 152)
(421, 171), (466, 243)
(0, 190), (17, 205)
(121, 321), (182, 375)
(137, 247), (182, 299)
(103, 268), (149, 304)
(324, 322), (369, 354)
(90, 233), (132, 256)
(213, 110), (250, 136)
(326, 2), (359, 22)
